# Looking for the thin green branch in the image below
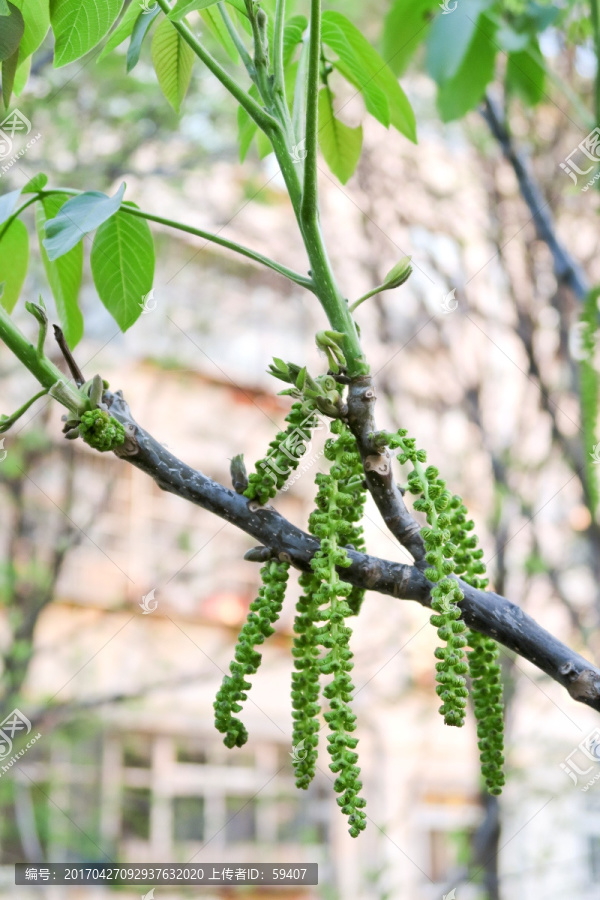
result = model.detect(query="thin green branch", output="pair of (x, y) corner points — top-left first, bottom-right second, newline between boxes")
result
(124, 204), (315, 289)
(155, 0), (275, 133)
(0, 194), (38, 241)
(0, 389), (49, 433)
(349, 287), (382, 313)
(218, 2), (254, 76)
(273, 0), (287, 100)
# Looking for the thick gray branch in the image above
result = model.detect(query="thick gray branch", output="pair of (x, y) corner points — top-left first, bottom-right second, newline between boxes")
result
(105, 389), (600, 713)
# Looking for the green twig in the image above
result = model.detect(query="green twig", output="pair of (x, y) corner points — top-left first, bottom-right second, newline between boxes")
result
(273, 0), (287, 101)
(218, 2), (254, 76)
(11, 188), (314, 291)
(0, 304), (79, 400)
(0, 389), (49, 433)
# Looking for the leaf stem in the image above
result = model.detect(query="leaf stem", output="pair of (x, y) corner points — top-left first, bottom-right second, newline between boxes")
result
(349, 286), (383, 312)
(0, 388), (49, 433)
(0, 304), (79, 400)
(22, 189), (314, 291)
(218, 2), (253, 76)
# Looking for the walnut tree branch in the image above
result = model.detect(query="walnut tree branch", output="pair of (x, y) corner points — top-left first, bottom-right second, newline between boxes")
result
(482, 93), (588, 301)
(104, 388), (600, 714)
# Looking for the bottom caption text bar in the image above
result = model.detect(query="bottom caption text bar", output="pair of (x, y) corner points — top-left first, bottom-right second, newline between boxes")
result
(16, 864), (318, 885)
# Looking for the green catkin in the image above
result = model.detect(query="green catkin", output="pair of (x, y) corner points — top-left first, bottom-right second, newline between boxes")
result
(447, 498), (505, 795)
(387, 431), (469, 727)
(300, 420), (367, 837)
(290, 426), (366, 796)
(290, 570), (322, 789)
(244, 401), (319, 505)
(385, 429), (505, 794)
(214, 560), (289, 748)
(337, 431), (367, 615)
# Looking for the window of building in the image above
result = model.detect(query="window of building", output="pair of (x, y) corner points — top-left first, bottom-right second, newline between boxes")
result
(121, 787), (151, 840)
(173, 796), (205, 842)
(225, 796), (257, 843)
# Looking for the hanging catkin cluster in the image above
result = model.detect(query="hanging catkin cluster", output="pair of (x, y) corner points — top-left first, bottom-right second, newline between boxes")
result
(214, 559), (289, 748)
(291, 420), (367, 837)
(215, 390), (504, 838)
(385, 429), (505, 793)
(216, 404), (368, 837)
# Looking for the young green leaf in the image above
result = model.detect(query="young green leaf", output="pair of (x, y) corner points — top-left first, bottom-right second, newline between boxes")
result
(51, 0), (124, 68)
(321, 11), (416, 142)
(36, 195), (83, 348)
(151, 18), (195, 113)
(97, 0), (141, 62)
(12, 54), (30, 95)
(43, 182), (126, 260)
(127, 4), (160, 72)
(200, 6), (238, 62)
(2, 44), (19, 107)
(0, 3), (24, 62)
(506, 43), (546, 106)
(317, 87), (362, 185)
(169, 0), (220, 20)
(90, 206), (155, 332)
(0, 219), (28, 313)
(0, 187), (21, 225)
(282, 14), (307, 66)
(436, 11), (496, 122)
(426, 0), (492, 84)
(237, 104), (257, 162)
(12, 0), (49, 65)
(382, 0), (438, 76)
(21, 172), (48, 193)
